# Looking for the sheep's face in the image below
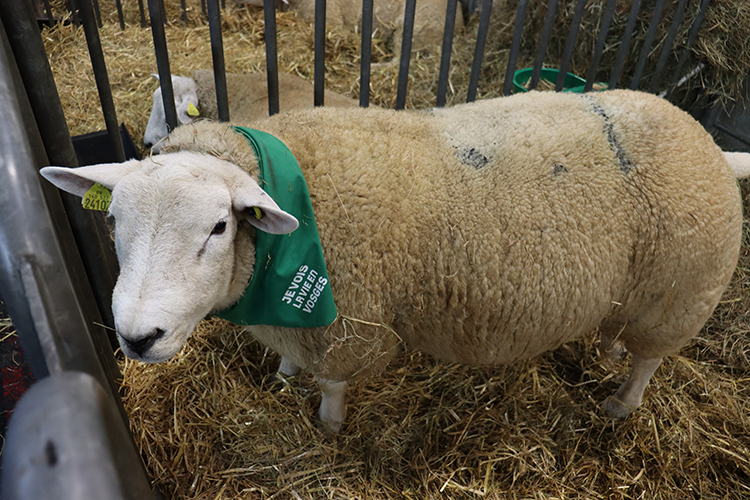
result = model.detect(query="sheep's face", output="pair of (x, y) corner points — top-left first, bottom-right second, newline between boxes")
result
(144, 75), (200, 151)
(40, 152), (298, 363)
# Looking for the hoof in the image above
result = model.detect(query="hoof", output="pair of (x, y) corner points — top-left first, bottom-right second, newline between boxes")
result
(602, 343), (627, 361)
(602, 396), (635, 419)
(318, 411), (343, 434)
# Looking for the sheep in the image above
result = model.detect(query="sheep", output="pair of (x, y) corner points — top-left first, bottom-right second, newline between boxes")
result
(289, 0), (465, 55)
(143, 70), (358, 151)
(41, 90), (750, 434)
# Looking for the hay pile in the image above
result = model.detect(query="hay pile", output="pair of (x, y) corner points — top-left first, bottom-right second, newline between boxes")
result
(37, 0), (750, 498)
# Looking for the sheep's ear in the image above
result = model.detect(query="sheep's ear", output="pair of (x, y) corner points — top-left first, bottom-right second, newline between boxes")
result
(232, 175), (299, 235)
(40, 160), (143, 198)
(176, 99), (196, 125)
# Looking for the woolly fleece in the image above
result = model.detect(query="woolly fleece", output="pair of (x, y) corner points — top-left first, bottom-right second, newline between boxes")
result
(161, 89), (743, 383)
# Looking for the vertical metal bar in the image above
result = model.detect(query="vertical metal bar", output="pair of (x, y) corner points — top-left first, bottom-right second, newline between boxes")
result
(113, 0), (124, 29)
(629, 0), (665, 90)
(69, 0), (81, 24)
(147, 0), (178, 131)
(93, 0), (103, 28)
(665, 0), (710, 100)
(608, 0), (642, 89)
(436, 0), (458, 107)
(137, 0), (146, 28)
(42, 0), (55, 25)
(1, 0), (120, 338)
(0, 26), (155, 493)
(555, 0), (587, 91)
(499, 0), (524, 97)
(74, 0), (126, 163)
(648, 0), (687, 94)
(584, 0), (616, 91)
(181, 0), (188, 23)
(314, 0), (326, 106)
(263, 0), (280, 115)
(201, 0), (207, 17)
(359, 0), (374, 107)
(207, 0), (229, 121)
(530, 0), (558, 90)
(395, 0), (416, 110)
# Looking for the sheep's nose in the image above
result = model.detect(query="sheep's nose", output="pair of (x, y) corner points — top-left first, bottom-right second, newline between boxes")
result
(123, 328), (165, 357)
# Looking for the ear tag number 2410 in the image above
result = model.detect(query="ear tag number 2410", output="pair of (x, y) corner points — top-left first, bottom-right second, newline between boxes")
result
(82, 183), (111, 212)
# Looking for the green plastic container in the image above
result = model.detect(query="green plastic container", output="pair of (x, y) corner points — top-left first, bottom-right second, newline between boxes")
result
(513, 68), (597, 94)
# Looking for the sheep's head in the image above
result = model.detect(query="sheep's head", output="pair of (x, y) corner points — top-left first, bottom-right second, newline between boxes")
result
(40, 152), (298, 363)
(144, 75), (200, 152)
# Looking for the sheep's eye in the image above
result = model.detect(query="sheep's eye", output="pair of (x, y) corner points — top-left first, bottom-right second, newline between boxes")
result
(211, 221), (227, 235)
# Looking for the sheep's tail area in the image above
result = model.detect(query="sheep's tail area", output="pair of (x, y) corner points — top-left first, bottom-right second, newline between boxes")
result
(724, 152), (750, 180)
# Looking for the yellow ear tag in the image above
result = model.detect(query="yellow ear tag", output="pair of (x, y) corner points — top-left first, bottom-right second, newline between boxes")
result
(187, 102), (200, 117)
(252, 207), (262, 219)
(82, 183), (112, 212)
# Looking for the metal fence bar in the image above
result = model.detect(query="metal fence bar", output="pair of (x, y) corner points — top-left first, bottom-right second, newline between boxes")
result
(75, 0), (126, 163)
(648, 0), (687, 94)
(207, 0), (229, 121)
(608, 0), (642, 89)
(263, 0), (280, 115)
(585, 0), (616, 91)
(435, 0), (458, 107)
(0, 15), (118, 398)
(629, 0), (665, 90)
(530, 0), (558, 90)
(500, 0), (525, 97)
(468, 0), (494, 100)
(42, 0), (54, 24)
(665, 0), (710, 100)
(147, 0), (178, 130)
(359, 0), (374, 107)
(94, 0), (103, 27)
(137, 0), (146, 27)
(112, 0), (123, 28)
(555, 0), (587, 91)
(0, 0), (120, 337)
(314, 0), (326, 106)
(395, 0), (417, 110)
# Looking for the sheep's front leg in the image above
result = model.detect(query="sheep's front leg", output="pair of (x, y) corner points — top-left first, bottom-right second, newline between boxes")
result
(316, 376), (347, 433)
(278, 356), (301, 377)
(602, 355), (662, 419)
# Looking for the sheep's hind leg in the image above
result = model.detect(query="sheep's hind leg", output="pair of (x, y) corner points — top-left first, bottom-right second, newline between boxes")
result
(316, 376), (347, 433)
(278, 357), (301, 377)
(602, 354), (662, 419)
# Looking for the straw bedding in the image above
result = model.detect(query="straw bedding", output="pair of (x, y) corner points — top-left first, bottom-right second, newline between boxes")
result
(38, 0), (750, 498)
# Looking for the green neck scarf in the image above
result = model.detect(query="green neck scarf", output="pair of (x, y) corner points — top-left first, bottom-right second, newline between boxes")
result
(214, 126), (337, 328)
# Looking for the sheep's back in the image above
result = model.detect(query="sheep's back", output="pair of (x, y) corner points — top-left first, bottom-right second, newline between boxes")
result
(249, 93), (741, 377)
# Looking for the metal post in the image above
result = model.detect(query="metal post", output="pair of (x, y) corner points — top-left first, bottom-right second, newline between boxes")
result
(530, 0), (558, 91)
(73, 0), (126, 163)
(630, 0), (666, 90)
(147, 0), (178, 131)
(263, 0), (280, 115)
(395, 0), (416, 110)
(665, 0), (710, 100)
(435, 0), (458, 107)
(207, 0), (229, 121)
(608, 0), (642, 89)
(359, 0), (373, 107)
(0, 0), (120, 337)
(555, 0), (586, 91)
(648, 0), (687, 94)
(584, 0), (616, 92)
(314, 0), (326, 107)
(499, 0), (520, 97)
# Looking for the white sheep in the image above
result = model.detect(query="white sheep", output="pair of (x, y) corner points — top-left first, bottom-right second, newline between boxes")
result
(143, 70), (357, 151)
(42, 90), (750, 433)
